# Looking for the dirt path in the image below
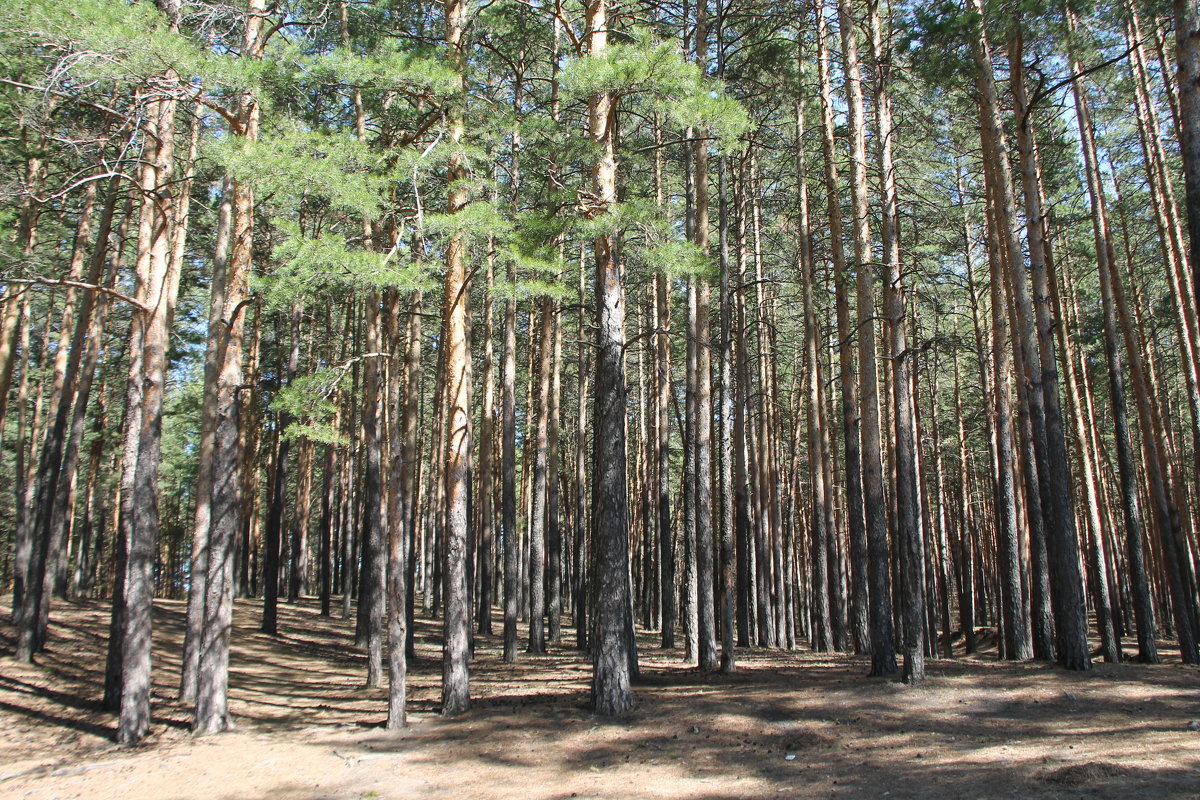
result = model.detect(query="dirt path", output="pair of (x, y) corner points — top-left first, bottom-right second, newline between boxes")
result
(2, 599), (1198, 799)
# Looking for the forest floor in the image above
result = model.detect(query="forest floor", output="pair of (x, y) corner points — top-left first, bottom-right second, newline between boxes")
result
(1, 599), (1199, 800)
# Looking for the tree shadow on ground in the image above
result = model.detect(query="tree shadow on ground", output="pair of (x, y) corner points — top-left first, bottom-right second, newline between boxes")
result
(2, 598), (1199, 800)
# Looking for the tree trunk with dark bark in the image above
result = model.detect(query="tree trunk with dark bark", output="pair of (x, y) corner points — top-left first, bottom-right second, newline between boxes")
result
(587, 0), (634, 716)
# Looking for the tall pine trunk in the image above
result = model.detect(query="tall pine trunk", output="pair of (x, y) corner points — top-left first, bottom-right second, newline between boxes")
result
(441, 0), (472, 714)
(838, 0), (895, 676)
(587, 0), (634, 716)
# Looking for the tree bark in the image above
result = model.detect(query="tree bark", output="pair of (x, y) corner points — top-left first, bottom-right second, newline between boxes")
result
(263, 302), (302, 635)
(194, 0), (265, 729)
(116, 77), (181, 744)
(838, 0), (895, 676)
(815, 5), (869, 656)
(441, 0), (472, 715)
(1011, 23), (1089, 671)
(528, 301), (551, 654)
(969, 2), (1034, 661)
(868, 0), (924, 683)
(587, 0), (634, 716)
(1174, 0), (1200, 305)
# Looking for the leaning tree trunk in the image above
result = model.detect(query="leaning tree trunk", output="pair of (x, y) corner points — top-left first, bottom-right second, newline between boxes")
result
(1174, 0), (1200, 304)
(1070, 21), (1187, 665)
(0, 147), (43, 449)
(22, 178), (99, 642)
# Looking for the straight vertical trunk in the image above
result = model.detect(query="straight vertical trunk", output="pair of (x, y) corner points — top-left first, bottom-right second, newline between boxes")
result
(528, 302), (551, 654)
(988, 188), (1035, 660)
(587, 0), (634, 716)
(816, 4), (869, 655)
(548, 300), (564, 643)
(1011, 24), (1089, 671)
(263, 302), (302, 634)
(501, 65), (524, 665)
(838, 0), (895, 676)
(477, 255), (496, 636)
(575, 250), (591, 650)
(181, 182), (234, 701)
(655, 272), (674, 649)
(869, 0), (923, 682)
(969, 4), (1035, 661)
(441, 0), (472, 714)
(691, 0), (717, 673)
(194, 0), (265, 729)
(796, 80), (832, 653)
(385, 290), (410, 729)
(403, 290), (424, 658)
(115, 78), (182, 744)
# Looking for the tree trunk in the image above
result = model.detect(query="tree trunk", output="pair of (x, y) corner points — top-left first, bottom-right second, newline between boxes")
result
(548, 299), (564, 643)
(181, 180), (233, 701)
(868, 0), (923, 682)
(385, 291), (410, 729)
(796, 72), (832, 653)
(403, 290), (424, 658)
(981, 176), (1032, 661)
(815, 5), (869, 656)
(1070, 27), (1186, 664)
(575, 251), (591, 650)
(838, 0), (895, 675)
(477, 253), (496, 636)
(194, 0), (265, 727)
(655, 270), (674, 650)
(587, 0), (634, 716)
(528, 301), (551, 654)
(969, 2), (1034, 661)
(1011, 23), (1089, 671)
(0, 148), (43, 445)
(1174, 0), (1200, 304)
(22, 177), (99, 632)
(116, 77), (182, 744)
(263, 303), (302, 635)
(441, 0), (472, 715)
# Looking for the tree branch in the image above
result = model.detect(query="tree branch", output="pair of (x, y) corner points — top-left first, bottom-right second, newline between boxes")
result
(4, 276), (149, 312)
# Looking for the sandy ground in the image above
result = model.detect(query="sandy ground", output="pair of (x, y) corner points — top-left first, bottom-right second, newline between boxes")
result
(1, 598), (1199, 800)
